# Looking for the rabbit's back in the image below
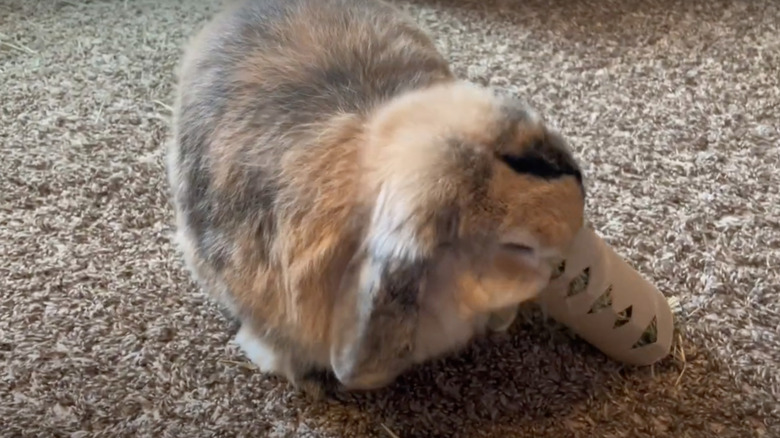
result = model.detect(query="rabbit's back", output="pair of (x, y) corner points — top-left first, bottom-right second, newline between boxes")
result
(168, 0), (453, 360)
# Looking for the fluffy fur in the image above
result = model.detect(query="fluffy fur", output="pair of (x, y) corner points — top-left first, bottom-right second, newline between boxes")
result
(167, 0), (586, 394)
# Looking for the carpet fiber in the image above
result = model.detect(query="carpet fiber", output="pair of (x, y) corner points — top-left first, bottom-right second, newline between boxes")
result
(2, 0), (779, 436)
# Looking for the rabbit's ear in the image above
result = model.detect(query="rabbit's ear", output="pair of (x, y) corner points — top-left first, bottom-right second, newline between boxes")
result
(330, 183), (456, 390)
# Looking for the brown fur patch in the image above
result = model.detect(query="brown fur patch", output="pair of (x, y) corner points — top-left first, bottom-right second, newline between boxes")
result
(491, 166), (585, 251)
(224, 114), (365, 354)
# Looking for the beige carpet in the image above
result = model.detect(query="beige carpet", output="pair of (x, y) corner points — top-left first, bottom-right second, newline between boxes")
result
(2, 0), (779, 436)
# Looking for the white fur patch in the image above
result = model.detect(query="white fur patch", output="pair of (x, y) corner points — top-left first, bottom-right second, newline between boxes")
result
(234, 326), (279, 373)
(368, 183), (422, 261)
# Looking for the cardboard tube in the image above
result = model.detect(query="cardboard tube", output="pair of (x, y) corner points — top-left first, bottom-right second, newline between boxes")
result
(534, 226), (674, 366)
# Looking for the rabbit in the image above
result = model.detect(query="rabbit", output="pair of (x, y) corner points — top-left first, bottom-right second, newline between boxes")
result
(166, 0), (586, 396)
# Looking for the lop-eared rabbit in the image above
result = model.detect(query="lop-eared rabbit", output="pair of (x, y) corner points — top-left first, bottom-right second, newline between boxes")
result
(167, 0), (585, 395)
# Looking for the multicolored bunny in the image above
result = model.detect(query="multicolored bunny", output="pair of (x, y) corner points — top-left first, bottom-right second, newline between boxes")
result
(167, 0), (585, 395)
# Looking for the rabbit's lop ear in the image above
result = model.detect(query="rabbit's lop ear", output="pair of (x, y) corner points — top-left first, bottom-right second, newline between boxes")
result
(330, 182), (453, 390)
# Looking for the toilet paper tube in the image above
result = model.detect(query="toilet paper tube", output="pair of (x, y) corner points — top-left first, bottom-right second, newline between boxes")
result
(534, 226), (674, 366)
